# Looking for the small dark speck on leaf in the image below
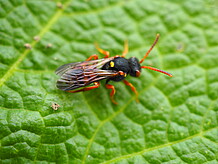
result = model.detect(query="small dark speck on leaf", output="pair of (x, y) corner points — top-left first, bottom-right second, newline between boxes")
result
(176, 43), (185, 52)
(46, 43), (53, 48)
(57, 2), (63, 9)
(33, 36), (40, 41)
(51, 103), (60, 110)
(24, 43), (32, 49)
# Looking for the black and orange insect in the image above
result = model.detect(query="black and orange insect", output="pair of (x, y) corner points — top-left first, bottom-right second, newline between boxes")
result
(55, 34), (172, 104)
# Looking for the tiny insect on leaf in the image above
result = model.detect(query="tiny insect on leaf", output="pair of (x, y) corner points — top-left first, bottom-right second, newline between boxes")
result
(55, 34), (172, 104)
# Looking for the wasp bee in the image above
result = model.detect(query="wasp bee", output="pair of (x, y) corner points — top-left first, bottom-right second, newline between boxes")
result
(55, 34), (172, 104)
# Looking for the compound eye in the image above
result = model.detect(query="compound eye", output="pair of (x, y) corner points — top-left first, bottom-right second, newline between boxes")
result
(136, 70), (140, 77)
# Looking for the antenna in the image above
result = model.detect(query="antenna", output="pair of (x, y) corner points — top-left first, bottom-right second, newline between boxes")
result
(140, 34), (160, 64)
(140, 34), (173, 77)
(141, 66), (173, 77)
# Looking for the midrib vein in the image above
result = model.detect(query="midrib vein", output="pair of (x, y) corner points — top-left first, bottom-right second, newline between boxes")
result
(0, 1), (70, 87)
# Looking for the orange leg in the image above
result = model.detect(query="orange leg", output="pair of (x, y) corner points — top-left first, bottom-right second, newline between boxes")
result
(105, 84), (117, 104)
(86, 54), (98, 61)
(95, 42), (110, 58)
(67, 82), (100, 93)
(123, 80), (139, 102)
(121, 40), (128, 57)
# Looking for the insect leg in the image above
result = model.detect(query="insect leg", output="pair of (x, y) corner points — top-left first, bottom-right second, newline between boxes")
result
(121, 40), (128, 57)
(105, 84), (117, 104)
(67, 82), (100, 93)
(95, 42), (110, 58)
(123, 80), (139, 102)
(86, 54), (99, 61)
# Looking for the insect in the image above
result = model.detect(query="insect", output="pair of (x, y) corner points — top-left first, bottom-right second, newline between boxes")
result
(55, 34), (172, 104)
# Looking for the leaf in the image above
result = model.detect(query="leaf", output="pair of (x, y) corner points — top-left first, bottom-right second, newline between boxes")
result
(0, 0), (217, 163)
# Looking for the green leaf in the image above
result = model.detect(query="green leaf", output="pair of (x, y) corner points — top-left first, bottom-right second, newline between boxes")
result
(0, 0), (217, 163)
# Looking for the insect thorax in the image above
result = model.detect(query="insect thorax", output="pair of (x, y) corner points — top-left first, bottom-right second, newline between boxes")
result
(102, 57), (141, 82)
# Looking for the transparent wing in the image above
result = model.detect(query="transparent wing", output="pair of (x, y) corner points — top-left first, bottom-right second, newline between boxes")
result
(55, 57), (117, 91)
(55, 57), (114, 76)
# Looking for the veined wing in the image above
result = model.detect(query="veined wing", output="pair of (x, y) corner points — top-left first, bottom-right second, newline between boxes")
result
(55, 57), (114, 76)
(55, 57), (117, 91)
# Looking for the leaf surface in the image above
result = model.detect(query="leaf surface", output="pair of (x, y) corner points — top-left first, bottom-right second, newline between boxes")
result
(0, 0), (217, 163)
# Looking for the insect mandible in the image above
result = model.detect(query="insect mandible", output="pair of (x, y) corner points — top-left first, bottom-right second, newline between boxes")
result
(55, 34), (172, 104)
